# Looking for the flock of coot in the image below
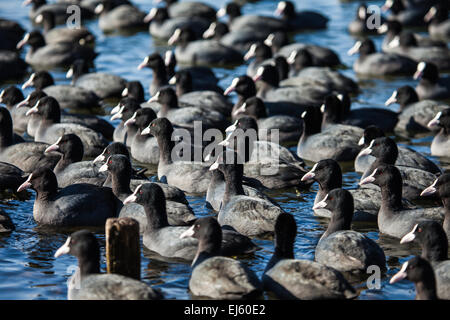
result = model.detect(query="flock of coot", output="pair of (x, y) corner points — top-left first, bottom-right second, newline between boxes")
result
(0, 0), (450, 300)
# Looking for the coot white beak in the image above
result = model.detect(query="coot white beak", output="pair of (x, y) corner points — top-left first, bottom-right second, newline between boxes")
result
(141, 126), (151, 135)
(124, 111), (137, 127)
(359, 168), (377, 186)
(45, 136), (62, 153)
(385, 90), (398, 106)
(25, 100), (40, 116)
(93, 152), (105, 164)
(65, 67), (74, 79)
(264, 34), (274, 47)
(225, 120), (238, 133)
(252, 67), (264, 82)
(244, 44), (257, 61)
(168, 28), (181, 46)
(16, 95), (31, 109)
(179, 224), (195, 239)
(21, 72), (35, 90)
(275, 1), (286, 16)
(98, 163), (108, 172)
(427, 111), (441, 128)
(22, 0), (33, 7)
(94, 3), (104, 14)
(121, 87), (128, 97)
(168, 76), (177, 85)
(347, 41), (361, 56)
(301, 163), (318, 182)
(377, 23), (388, 34)
(216, 7), (226, 18)
(358, 136), (365, 146)
(17, 174), (33, 192)
(54, 236), (71, 258)
(143, 8), (157, 23)
(389, 261), (408, 284)
(413, 62), (426, 80)
(123, 184), (142, 204)
(287, 50), (297, 65)
(110, 103), (121, 115)
(35, 14), (43, 24)
(420, 178), (438, 197)
(164, 51), (174, 66)
(313, 194), (328, 210)
(148, 91), (160, 103)
(424, 6), (437, 23)
(400, 224), (418, 244)
(320, 104), (326, 113)
(232, 103), (247, 117)
(110, 105), (124, 121)
(381, 0), (393, 12)
(387, 36), (400, 49)
(203, 23), (216, 39)
(224, 78), (239, 96)
(16, 33), (30, 49)
(359, 140), (374, 156)
(137, 56), (149, 70)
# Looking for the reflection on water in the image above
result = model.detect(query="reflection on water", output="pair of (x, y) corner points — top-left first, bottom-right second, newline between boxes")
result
(0, 0), (449, 300)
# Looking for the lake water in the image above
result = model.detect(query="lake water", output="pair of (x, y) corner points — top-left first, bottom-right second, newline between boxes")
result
(0, 0), (448, 300)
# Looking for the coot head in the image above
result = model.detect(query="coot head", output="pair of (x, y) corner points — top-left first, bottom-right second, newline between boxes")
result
(22, 71), (54, 90)
(34, 10), (55, 32)
(125, 108), (157, 133)
(179, 216), (222, 252)
(111, 97), (141, 121)
(168, 27), (196, 46)
(0, 86), (24, 107)
(427, 108), (450, 131)
(313, 188), (354, 229)
(224, 76), (256, 98)
(253, 65), (279, 87)
(17, 90), (47, 109)
(232, 97), (267, 119)
(169, 70), (193, 95)
(359, 125), (385, 146)
(264, 32), (289, 53)
(385, 86), (419, 108)
(93, 142), (130, 164)
(137, 53), (165, 71)
(17, 166), (58, 194)
(149, 87), (178, 109)
(348, 39), (376, 57)
(420, 173), (450, 198)
(203, 22), (229, 40)
(273, 212), (297, 259)
(274, 56), (289, 81)
(379, 20), (402, 36)
(321, 94), (344, 126)
(275, 1), (295, 19)
(382, 0), (405, 14)
(217, 3), (241, 20)
(26, 96), (61, 123)
(16, 30), (45, 51)
(45, 133), (84, 162)
(414, 62), (439, 83)
(301, 106), (323, 135)
(244, 43), (272, 62)
(143, 7), (169, 24)
(66, 59), (90, 84)
(122, 81), (145, 103)
(301, 159), (342, 189)
(400, 220), (448, 262)
(0, 107), (14, 144)
(390, 256), (437, 300)
(287, 49), (314, 71)
(54, 230), (100, 276)
(142, 117), (173, 138)
(358, 137), (398, 164)
(359, 164), (402, 190)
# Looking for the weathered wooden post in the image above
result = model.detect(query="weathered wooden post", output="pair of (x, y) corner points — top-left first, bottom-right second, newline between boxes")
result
(105, 217), (140, 280)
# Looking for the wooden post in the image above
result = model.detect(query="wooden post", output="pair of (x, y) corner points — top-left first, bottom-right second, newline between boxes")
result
(105, 217), (140, 280)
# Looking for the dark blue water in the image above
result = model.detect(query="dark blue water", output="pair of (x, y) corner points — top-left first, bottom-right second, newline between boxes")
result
(0, 0), (448, 300)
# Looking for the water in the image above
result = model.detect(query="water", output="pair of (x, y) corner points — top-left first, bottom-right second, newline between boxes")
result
(0, 0), (449, 300)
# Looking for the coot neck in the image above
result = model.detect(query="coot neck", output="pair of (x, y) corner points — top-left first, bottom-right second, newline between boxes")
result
(152, 67), (168, 89)
(222, 166), (245, 206)
(159, 102), (178, 118)
(443, 198), (450, 239)
(322, 210), (351, 240)
(264, 239), (294, 273)
(192, 236), (221, 269)
(53, 150), (82, 173)
(77, 253), (100, 279)
(144, 201), (169, 231)
(111, 171), (132, 198)
(379, 177), (403, 210)
(0, 125), (13, 149)
(156, 132), (175, 165)
(415, 280), (438, 300)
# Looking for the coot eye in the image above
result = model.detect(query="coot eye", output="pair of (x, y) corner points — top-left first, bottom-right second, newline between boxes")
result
(418, 228), (422, 233)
